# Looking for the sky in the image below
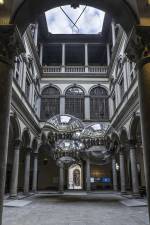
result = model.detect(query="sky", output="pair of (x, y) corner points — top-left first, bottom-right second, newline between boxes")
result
(45, 5), (105, 34)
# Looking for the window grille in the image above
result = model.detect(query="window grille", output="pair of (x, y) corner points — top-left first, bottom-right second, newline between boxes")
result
(40, 87), (60, 120)
(65, 87), (84, 119)
(25, 78), (30, 101)
(90, 86), (109, 121)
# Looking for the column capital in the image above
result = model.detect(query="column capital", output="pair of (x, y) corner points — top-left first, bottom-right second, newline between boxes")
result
(33, 152), (39, 158)
(125, 26), (150, 63)
(14, 139), (22, 149)
(57, 160), (64, 168)
(0, 25), (25, 66)
(119, 146), (125, 155)
(129, 139), (136, 149)
(26, 147), (32, 153)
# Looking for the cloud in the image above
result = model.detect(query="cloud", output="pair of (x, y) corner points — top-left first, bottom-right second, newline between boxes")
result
(45, 5), (105, 34)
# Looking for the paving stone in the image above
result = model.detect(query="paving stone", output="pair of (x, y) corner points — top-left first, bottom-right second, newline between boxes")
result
(4, 200), (32, 207)
(2, 192), (149, 225)
(120, 199), (148, 207)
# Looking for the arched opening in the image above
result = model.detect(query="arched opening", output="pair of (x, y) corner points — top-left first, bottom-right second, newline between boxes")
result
(130, 116), (146, 193)
(120, 128), (132, 192)
(65, 86), (85, 119)
(5, 116), (21, 194)
(38, 144), (59, 191)
(111, 133), (120, 191)
(90, 86), (109, 121)
(18, 129), (31, 192)
(40, 86), (60, 121)
(68, 164), (83, 190)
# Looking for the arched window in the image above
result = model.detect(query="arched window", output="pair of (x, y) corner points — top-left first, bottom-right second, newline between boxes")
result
(90, 86), (109, 121)
(40, 86), (60, 120)
(65, 87), (84, 119)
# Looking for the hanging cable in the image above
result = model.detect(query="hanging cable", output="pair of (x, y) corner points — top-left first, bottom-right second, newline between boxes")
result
(60, 6), (79, 32)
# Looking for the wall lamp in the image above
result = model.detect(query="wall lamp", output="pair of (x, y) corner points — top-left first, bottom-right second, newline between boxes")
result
(0, 0), (4, 5)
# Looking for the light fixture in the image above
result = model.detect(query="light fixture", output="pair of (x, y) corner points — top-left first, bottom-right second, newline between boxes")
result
(116, 163), (119, 171)
(0, 0), (4, 5)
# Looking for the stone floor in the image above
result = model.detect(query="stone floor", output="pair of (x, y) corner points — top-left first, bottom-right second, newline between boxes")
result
(2, 192), (149, 225)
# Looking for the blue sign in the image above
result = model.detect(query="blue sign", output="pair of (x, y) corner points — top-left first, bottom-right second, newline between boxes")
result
(94, 177), (111, 183)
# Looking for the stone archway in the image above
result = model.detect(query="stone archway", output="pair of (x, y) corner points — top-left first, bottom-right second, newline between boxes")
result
(68, 164), (82, 190)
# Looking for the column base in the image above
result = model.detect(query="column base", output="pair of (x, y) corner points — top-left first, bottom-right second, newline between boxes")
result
(31, 190), (37, 194)
(23, 192), (30, 196)
(132, 193), (141, 198)
(8, 195), (18, 200)
(113, 186), (118, 192)
(121, 191), (127, 195)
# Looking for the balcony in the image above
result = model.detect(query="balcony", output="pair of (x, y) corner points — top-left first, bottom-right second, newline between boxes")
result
(42, 65), (108, 76)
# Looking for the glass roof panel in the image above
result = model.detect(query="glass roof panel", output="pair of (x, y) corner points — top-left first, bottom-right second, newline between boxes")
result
(45, 5), (105, 34)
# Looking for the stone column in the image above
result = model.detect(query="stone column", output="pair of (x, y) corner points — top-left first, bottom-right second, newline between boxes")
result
(62, 43), (65, 72)
(85, 43), (88, 72)
(32, 152), (38, 193)
(106, 43), (111, 66)
(0, 25), (24, 224)
(60, 95), (65, 114)
(59, 163), (64, 193)
(125, 26), (150, 221)
(111, 20), (116, 47)
(138, 55), (150, 217)
(24, 147), (31, 194)
(34, 23), (38, 46)
(86, 158), (91, 192)
(129, 143), (139, 196)
(112, 156), (118, 191)
(84, 95), (90, 121)
(10, 139), (21, 198)
(39, 43), (43, 66)
(119, 151), (126, 194)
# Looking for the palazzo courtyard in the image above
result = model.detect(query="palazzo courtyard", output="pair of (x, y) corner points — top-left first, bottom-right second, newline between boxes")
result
(3, 192), (149, 225)
(0, 1), (150, 225)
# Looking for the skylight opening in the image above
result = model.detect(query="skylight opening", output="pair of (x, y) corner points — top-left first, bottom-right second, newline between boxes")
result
(45, 5), (105, 34)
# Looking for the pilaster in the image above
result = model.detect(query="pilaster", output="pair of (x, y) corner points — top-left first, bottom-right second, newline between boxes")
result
(0, 25), (24, 224)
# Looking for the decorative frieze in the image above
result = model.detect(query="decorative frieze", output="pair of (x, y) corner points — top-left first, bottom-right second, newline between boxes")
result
(0, 25), (25, 65)
(125, 26), (150, 62)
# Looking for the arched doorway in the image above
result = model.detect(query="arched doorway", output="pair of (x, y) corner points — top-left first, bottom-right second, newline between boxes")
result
(38, 143), (59, 191)
(68, 164), (83, 190)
